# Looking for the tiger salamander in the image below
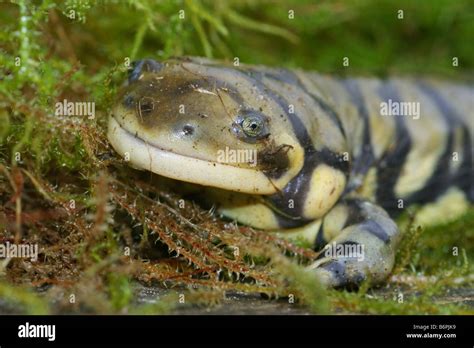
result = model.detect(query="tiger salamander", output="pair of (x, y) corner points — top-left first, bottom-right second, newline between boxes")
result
(108, 57), (473, 288)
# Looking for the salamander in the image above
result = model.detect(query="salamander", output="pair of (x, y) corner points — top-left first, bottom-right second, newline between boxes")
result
(107, 57), (473, 288)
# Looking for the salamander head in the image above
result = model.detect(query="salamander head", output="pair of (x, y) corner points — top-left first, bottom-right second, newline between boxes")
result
(108, 58), (305, 194)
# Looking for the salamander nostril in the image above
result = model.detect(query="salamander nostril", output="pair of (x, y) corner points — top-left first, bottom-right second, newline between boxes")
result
(137, 96), (155, 118)
(182, 124), (194, 136)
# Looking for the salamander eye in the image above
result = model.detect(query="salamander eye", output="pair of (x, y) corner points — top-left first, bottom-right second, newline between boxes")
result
(232, 111), (269, 143)
(241, 116), (264, 137)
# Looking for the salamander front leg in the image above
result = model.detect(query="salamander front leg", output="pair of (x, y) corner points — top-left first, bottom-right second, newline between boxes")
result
(309, 199), (401, 288)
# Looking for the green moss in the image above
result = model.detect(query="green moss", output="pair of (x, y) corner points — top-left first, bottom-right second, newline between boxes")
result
(328, 287), (473, 315)
(129, 295), (177, 315)
(0, 281), (50, 314)
(107, 273), (133, 311)
(273, 258), (329, 313)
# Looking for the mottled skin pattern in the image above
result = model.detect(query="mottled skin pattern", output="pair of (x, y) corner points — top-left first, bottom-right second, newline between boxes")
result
(108, 57), (473, 288)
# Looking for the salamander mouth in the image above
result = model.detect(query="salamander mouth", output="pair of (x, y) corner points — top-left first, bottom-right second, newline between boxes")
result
(107, 115), (278, 194)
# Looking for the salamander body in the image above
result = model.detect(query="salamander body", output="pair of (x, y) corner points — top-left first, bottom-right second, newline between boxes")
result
(108, 57), (473, 287)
